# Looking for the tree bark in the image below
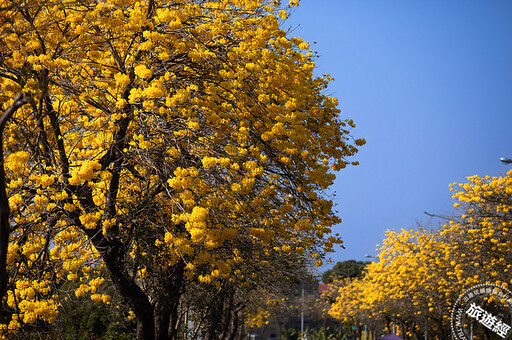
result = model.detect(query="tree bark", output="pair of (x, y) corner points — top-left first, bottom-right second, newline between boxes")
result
(104, 247), (155, 340)
(154, 262), (185, 340)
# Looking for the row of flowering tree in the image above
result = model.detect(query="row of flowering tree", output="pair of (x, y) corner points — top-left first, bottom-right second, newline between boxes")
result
(0, 0), (364, 339)
(329, 170), (512, 339)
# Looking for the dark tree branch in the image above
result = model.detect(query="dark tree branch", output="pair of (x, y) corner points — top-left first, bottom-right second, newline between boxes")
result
(0, 93), (29, 306)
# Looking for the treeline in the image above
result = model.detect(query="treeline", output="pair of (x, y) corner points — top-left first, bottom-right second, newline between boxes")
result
(328, 170), (512, 339)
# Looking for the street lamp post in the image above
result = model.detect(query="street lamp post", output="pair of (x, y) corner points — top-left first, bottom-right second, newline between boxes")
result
(301, 282), (304, 340)
(500, 157), (512, 164)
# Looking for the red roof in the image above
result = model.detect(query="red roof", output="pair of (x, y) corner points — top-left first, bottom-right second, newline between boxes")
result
(318, 283), (333, 294)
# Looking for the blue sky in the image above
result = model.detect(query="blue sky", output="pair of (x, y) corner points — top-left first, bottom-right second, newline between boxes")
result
(286, 1), (512, 266)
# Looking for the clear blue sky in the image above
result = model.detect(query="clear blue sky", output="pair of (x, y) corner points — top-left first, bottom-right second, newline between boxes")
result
(286, 1), (512, 266)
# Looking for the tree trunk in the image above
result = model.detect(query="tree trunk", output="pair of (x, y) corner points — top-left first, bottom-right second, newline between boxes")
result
(82, 227), (155, 340)
(83, 230), (188, 340)
(154, 262), (185, 340)
(103, 243), (156, 340)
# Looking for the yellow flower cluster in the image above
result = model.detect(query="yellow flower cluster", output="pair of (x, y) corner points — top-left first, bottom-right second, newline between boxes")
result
(246, 308), (271, 328)
(4, 279), (59, 328)
(69, 160), (102, 185)
(183, 206), (209, 243)
(18, 300), (58, 324)
(5, 151), (30, 174)
(79, 211), (102, 229)
(201, 157), (231, 169)
(91, 294), (111, 304)
(167, 166), (200, 192)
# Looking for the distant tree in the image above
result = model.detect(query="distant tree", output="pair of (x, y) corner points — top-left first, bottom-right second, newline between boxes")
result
(322, 260), (369, 284)
(329, 170), (512, 339)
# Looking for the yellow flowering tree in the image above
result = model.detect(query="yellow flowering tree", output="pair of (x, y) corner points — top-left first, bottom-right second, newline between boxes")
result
(330, 228), (465, 338)
(447, 171), (512, 287)
(329, 170), (512, 338)
(0, 0), (364, 339)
